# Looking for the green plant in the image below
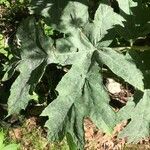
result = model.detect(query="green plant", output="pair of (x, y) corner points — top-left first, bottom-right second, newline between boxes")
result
(0, 130), (19, 150)
(0, 0), (10, 7)
(0, 34), (7, 56)
(1, 0), (150, 149)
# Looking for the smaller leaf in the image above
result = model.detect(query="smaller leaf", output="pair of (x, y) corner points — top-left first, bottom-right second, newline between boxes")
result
(119, 90), (150, 143)
(2, 144), (19, 150)
(84, 2), (124, 47)
(7, 17), (49, 115)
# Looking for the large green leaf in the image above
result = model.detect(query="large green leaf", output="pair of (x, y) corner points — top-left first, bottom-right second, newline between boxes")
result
(41, 51), (92, 139)
(41, 54), (116, 149)
(118, 90), (150, 142)
(6, 0), (150, 149)
(43, 46), (144, 148)
(30, 0), (121, 48)
(7, 16), (74, 115)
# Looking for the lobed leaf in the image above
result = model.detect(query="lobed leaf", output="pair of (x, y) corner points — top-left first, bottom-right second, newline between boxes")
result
(41, 51), (117, 148)
(96, 48), (144, 91)
(6, 0), (150, 149)
(8, 18), (48, 114)
(84, 2), (124, 47)
(118, 90), (150, 142)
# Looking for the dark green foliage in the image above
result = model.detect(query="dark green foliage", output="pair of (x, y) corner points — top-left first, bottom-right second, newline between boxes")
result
(0, 0), (150, 149)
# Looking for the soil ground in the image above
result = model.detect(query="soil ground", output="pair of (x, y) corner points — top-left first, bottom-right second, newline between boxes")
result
(8, 116), (150, 150)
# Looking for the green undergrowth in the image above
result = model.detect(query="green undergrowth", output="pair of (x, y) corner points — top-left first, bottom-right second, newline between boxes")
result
(0, 129), (19, 150)
(5, 117), (69, 150)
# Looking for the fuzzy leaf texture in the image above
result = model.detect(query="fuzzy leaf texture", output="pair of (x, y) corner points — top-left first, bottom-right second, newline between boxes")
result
(118, 90), (150, 142)
(6, 0), (148, 149)
(7, 18), (48, 114)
